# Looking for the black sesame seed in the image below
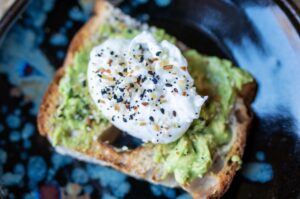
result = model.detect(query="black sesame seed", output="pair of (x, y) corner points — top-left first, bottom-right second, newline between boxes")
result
(165, 83), (172, 87)
(156, 51), (162, 56)
(139, 55), (144, 63)
(118, 72), (124, 77)
(149, 116), (154, 122)
(123, 118), (127, 122)
(160, 108), (165, 114)
(110, 51), (114, 55)
(140, 89), (146, 99)
(142, 77), (147, 82)
(137, 75), (141, 83)
(116, 97), (123, 103)
(112, 116), (115, 121)
(173, 111), (177, 117)
(152, 78), (158, 84)
(101, 89), (107, 95)
(148, 71), (154, 75)
(82, 80), (86, 87)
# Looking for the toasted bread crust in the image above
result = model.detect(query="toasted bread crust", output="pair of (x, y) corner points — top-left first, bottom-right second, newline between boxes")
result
(37, 1), (256, 198)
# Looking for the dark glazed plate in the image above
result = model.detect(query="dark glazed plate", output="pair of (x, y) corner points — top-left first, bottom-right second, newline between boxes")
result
(0, 0), (300, 198)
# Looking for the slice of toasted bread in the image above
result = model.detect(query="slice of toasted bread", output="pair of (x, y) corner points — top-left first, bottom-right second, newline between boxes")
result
(37, 1), (256, 198)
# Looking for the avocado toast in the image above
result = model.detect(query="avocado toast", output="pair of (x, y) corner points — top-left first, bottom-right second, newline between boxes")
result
(38, 1), (256, 198)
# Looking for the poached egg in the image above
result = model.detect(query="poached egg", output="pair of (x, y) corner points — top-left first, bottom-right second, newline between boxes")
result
(88, 32), (207, 144)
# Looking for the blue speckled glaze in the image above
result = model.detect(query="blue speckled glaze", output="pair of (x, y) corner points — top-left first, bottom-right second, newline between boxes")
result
(14, 164), (25, 176)
(242, 150), (273, 183)
(255, 151), (265, 161)
(27, 156), (47, 183)
(21, 123), (35, 140)
(51, 153), (73, 170)
(6, 114), (21, 129)
(154, 0), (172, 7)
(150, 184), (176, 198)
(84, 185), (94, 194)
(176, 193), (192, 199)
(50, 33), (69, 46)
(0, 173), (23, 186)
(71, 168), (89, 184)
(23, 140), (32, 149)
(0, 149), (7, 164)
(9, 131), (21, 142)
(242, 162), (273, 183)
(102, 192), (118, 199)
(23, 191), (40, 199)
(69, 7), (89, 22)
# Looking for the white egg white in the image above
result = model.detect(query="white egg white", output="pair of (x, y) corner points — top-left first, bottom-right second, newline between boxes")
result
(88, 32), (207, 144)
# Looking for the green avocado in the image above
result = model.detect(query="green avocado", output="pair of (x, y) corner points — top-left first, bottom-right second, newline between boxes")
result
(51, 21), (253, 185)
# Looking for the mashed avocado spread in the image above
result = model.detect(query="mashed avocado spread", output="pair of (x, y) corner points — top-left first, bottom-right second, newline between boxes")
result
(51, 21), (253, 185)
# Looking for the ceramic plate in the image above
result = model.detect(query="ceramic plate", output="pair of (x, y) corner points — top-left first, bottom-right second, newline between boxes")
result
(0, 0), (300, 198)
